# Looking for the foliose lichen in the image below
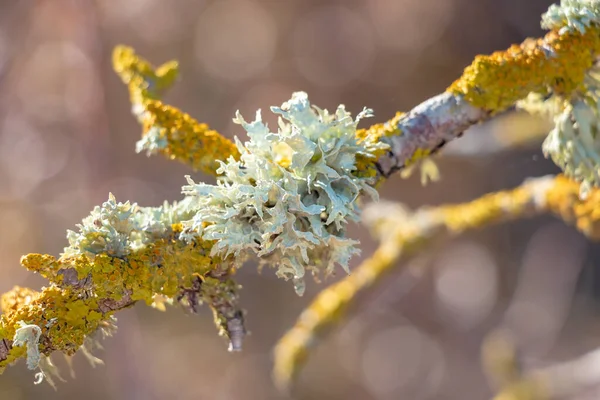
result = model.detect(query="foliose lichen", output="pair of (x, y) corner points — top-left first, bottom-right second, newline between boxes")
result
(64, 194), (137, 258)
(12, 321), (42, 371)
(542, 96), (600, 199)
(181, 92), (380, 295)
(63, 194), (195, 258)
(517, 62), (600, 199)
(542, 0), (600, 34)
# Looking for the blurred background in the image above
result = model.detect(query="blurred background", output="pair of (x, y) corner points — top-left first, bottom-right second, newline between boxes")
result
(0, 0), (597, 399)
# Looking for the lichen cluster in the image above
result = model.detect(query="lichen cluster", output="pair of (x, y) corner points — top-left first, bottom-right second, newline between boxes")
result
(181, 92), (385, 295)
(0, 86), (383, 382)
(447, 28), (600, 112)
(542, 0), (600, 34)
(63, 193), (194, 258)
(4, 0), (600, 391)
(523, 6), (600, 199)
(0, 286), (113, 381)
(0, 195), (240, 384)
(448, 0), (600, 197)
(542, 96), (600, 199)
(139, 101), (241, 175)
(538, 0), (600, 198)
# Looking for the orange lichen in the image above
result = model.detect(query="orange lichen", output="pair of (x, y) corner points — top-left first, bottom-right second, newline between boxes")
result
(449, 28), (600, 112)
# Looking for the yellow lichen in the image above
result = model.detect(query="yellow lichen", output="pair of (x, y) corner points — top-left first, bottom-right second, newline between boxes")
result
(404, 147), (432, 168)
(0, 287), (105, 373)
(141, 100), (241, 175)
(0, 230), (231, 371)
(481, 330), (522, 389)
(545, 175), (600, 239)
(448, 28), (600, 112)
(354, 111), (403, 178)
(112, 45), (179, 109)
(112, 46), (239, 175)
(0, 287), (40, 314)
(22, 234), (219, 305)
(491, 379), (548, 400)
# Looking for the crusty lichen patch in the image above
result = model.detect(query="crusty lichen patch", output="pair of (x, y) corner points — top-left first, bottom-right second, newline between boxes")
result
(448, 27), (600, 112)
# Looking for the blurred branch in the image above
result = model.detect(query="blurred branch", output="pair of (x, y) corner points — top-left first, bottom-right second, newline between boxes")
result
(484, 329), (600, 400)
(443, 111), (552, 157)
(273, 174), (600, 389)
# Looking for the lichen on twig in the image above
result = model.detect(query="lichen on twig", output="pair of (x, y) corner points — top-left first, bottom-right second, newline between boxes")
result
(3, 0), (600, 391)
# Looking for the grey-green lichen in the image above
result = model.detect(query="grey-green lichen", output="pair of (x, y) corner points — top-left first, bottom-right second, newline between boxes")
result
(12, 321), (42, 371)
(517, 58), (600, 199)
(181, 92), (379, 295)
(516, 92), (567, 119)
(11, 321), (64, 388)
(542, 0), (600, 34)
(63, 194), (195, 257)
(542, 96), (600, 198)
(534, 0), (600, 193)
(64, 194), (137, 258)
(136, 125), (169, 155)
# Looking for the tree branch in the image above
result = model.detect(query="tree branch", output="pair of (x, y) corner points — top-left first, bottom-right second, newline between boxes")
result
(3, 0), (600, 388)
(273, 175), (600, 389)
(371, 27), (600, 178)
(485, 330), (600, 400)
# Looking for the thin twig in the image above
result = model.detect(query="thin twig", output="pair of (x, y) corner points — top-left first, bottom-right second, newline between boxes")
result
(273, 175), (600, 389)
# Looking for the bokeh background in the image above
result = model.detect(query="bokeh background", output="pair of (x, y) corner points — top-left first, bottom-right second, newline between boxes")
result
(0, 0), (597, 399)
